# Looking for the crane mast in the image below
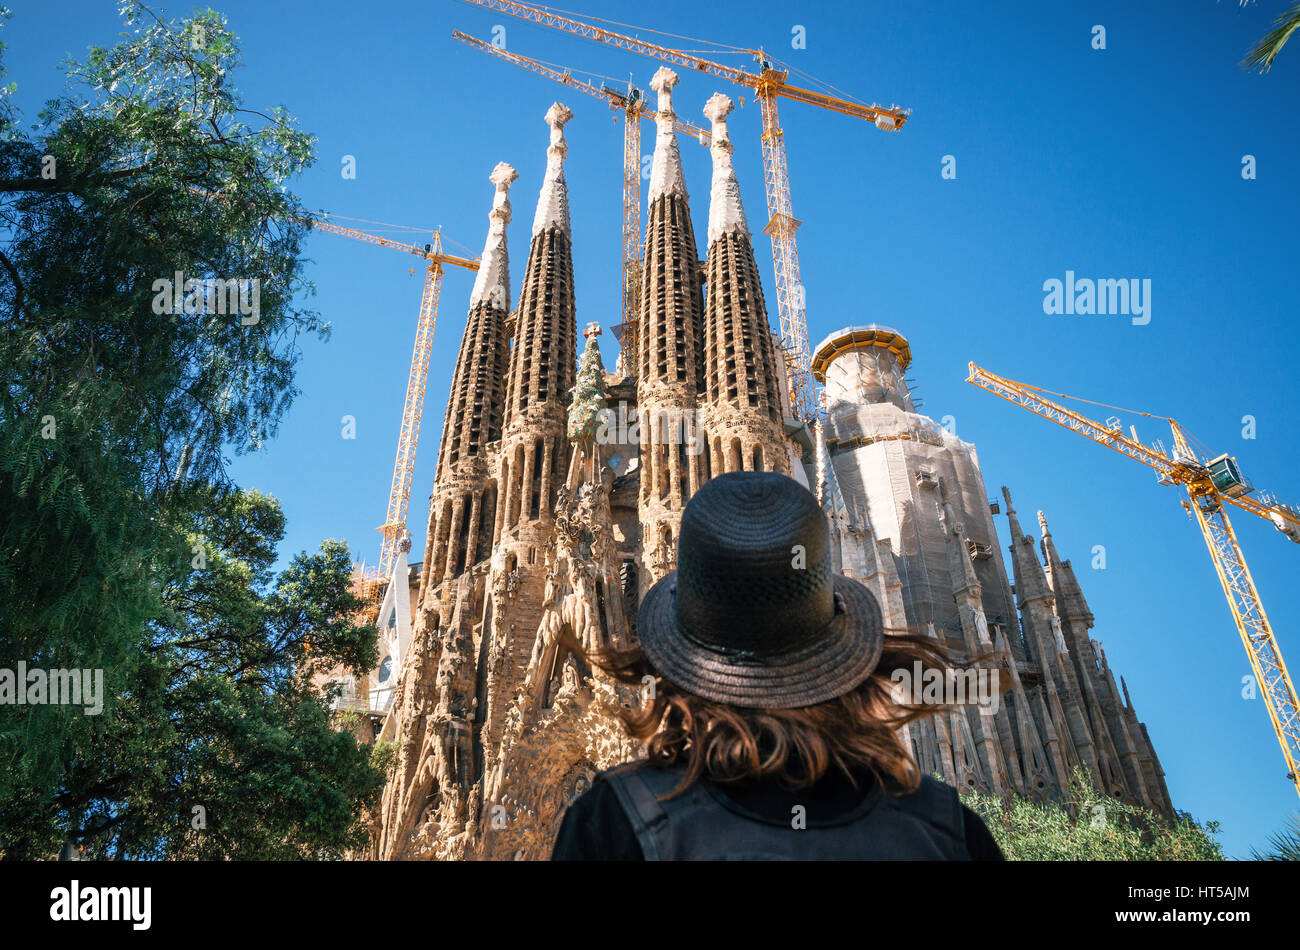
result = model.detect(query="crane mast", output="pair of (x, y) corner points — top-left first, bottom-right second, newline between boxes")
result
(305, 215), (479, 590)
(968, 361), (1300, 797)
(459, 0), (909, 421)
(620, 99), (641, 374)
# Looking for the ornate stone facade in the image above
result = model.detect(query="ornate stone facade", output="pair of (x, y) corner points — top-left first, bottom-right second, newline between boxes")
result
(367, 83), (1172, 861)
(812, 325), (1172, 813)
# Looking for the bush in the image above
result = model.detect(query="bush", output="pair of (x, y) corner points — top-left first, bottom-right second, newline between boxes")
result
(962, 769), (1224, 860)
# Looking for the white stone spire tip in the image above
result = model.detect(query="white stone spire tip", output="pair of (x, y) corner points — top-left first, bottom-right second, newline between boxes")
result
(650, 67), (679, 111)
(471, 162), (517, 310)
(545, 102), (573, 142)
(490, 161), (519, 190)
(488, 162), (518, 223)
(533, 102), (573, 238)
(703, 91), (735, 129)
(704, 91), (748, 245)
(647, 69), (686, 202)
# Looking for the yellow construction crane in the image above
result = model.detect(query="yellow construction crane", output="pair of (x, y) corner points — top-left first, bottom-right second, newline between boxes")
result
(968, 362), (1300, 798)
(305, 212), (479, 594)
(458, 0), (909, 421)
(451, 29), (709, 375)
(188, 187), (479, 598)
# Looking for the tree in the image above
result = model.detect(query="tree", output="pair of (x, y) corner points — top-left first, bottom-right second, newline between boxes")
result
(0, 4), (380, 857)
(962, 770), (1224, 860)
(36, 488), (382, 860)
(1237, 1), (1300, 72)
(1251, 812), (1300, 859)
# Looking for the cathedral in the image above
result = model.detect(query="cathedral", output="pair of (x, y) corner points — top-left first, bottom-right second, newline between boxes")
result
(361, 67), (1172, 860)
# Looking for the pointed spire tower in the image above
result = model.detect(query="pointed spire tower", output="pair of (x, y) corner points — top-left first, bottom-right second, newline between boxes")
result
(476, 103), (583, 776)
(439, 161), (517, 479)
(498, 102), (578, 538)
(699, 92), (786, 478)
(422, 163), (517, 597)
(1002, 487), (1105, 787)
(636, 68), (707, 588)
(1038, 508), (1166, 810)
(1038, 510), (1095, 634)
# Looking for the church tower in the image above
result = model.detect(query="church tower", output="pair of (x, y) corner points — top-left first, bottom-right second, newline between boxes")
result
(375, 160), (524, 860)
(481, 101), (580, 759)
(635, 68), (708, 587)
(420, 162), (516, 601)
(699, 91), (787, 480)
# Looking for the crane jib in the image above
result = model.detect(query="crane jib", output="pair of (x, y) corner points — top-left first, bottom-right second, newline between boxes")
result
(967, 361), (1300, 798)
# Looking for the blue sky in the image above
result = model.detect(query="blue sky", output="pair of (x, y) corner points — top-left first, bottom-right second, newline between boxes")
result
(8, 0), (1300, 857)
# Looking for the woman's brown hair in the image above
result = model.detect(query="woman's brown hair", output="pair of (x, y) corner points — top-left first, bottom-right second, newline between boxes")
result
(564, 628), (960, 799)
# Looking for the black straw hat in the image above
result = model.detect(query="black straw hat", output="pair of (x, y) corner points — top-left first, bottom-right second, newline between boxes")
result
(637, 471), (885, 709)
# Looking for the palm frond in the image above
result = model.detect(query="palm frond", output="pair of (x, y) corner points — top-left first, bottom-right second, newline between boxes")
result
(1242, 2), (1300, 72)
(1251, 812), (1300, 860)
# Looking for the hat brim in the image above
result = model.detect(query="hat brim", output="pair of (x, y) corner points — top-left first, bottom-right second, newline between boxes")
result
(636, 571), (885, 709)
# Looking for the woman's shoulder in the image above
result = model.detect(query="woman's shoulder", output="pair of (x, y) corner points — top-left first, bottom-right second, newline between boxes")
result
(883, 775), (1005, 860)
(551, 768), (649, 861)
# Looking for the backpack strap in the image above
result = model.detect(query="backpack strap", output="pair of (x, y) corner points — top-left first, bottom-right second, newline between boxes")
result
(888, 775), (969, 853)
(601, 764), (671, 861)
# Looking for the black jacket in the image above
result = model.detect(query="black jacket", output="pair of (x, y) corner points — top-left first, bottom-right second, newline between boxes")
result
(552, 761), (1005, 861)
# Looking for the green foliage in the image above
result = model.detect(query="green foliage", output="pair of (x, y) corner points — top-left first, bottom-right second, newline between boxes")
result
(1238, 1), (1300, 73)
(1250, 812), (1300, 860)
(4, 486), (383, 859)
(0, 4), (381, 859)
(335, 711), (364, 732)
(963, 769), (1224, 860)
(567, 335), (607, 443)
(370, 740), (398, 778)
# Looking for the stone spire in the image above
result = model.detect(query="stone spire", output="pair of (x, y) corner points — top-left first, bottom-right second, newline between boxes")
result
(637, 68), (704, 389)
(1003, 486), (1105, 787)
(1003, 486), (1027, 546)
(531, 102), (573, 238)
(505, 102), (578, 432)
(703, 92), (748, 245)
(647, 67), (687, 201)
(470, 162), (518, 310)
(1037, 509), (1063, 585)
(424, 163), (515, 591)
(700, 90), (784, 441)
(1005, 492), (1063, 661)
(406, 163), (524, 844)
(1034, 509), (1136, 796)
(437, 163), (516, 478)
(481, 103), (583, 793)
(635, 69), (707, 589)
(1038, 509), (1095, 628)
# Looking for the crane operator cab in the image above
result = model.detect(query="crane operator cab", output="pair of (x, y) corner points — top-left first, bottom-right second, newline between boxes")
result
(1208, 454), (1252, 498)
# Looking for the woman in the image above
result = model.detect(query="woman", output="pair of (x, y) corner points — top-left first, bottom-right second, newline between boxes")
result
(551, 471), (1004, 861)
